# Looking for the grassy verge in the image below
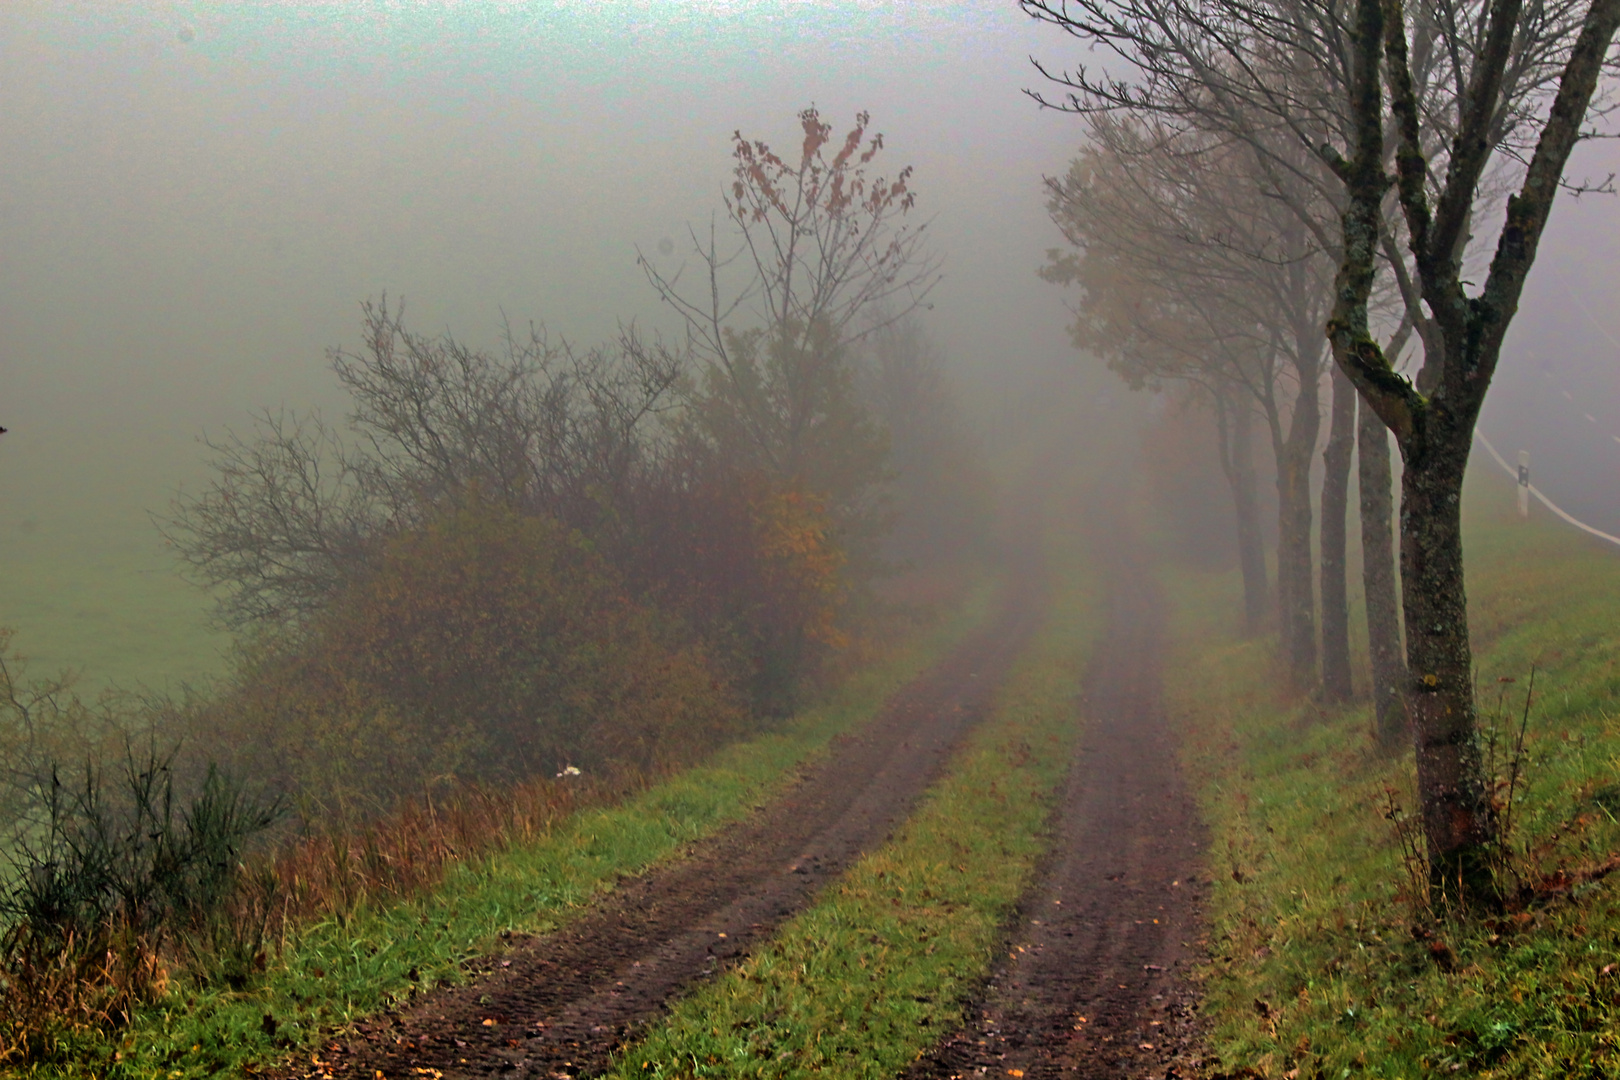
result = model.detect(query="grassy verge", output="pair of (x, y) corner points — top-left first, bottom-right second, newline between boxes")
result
(30, 581), (999, 1080)
(600, 544), (1097, 1079)
(1165, 483), (1620, 1079)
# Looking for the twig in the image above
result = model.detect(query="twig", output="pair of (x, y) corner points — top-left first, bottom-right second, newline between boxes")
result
(1501, 666), (1536, 846)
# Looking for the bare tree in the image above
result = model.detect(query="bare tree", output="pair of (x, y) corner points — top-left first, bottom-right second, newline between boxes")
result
(1319, 365), (1357, 701)
(1024, 0), (1620, 902)
(162, 409), (378, 629)
(639, 107), (940, 501)
(161, 299), (682, 630)
(1359, 336), (1410, 744)
(1212, 382), (1272, 632)
(1327, 0), (1619, 901)
(1044, 120), (1335, 662)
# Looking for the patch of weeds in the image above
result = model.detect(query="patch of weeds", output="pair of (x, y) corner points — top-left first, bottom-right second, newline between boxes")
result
(0, 743), (282, 1064)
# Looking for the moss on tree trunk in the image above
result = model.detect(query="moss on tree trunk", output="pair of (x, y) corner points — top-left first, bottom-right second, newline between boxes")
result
(1319, 367), (1356, 701)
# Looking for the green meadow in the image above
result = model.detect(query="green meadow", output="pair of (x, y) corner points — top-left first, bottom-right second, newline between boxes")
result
(0, 462), (224, 695)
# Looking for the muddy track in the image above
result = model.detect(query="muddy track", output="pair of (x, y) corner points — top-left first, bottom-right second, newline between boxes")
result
(298, 569), (1044, 1080)
(908, 540), (1209, 1080)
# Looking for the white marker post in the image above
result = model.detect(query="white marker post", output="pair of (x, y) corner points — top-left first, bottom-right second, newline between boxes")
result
(1517, 450), (1531, 519)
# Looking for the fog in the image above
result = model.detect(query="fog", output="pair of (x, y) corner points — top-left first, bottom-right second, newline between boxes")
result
(5, 8), (1620, 1071)
(2, 3), (1615, 688)
(1484, 138), (1620, 539)
(0, 2), (1087, 681)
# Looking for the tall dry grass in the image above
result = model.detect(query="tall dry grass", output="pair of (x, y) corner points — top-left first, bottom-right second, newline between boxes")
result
(255, 768), (633, 927)
(0, 760), (644, 1064)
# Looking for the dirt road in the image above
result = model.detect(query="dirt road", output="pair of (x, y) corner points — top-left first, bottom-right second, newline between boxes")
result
(295, 524), (1209, 1080)
(302, 571), (1045, 1080)
(908, 540), (1209, 1079)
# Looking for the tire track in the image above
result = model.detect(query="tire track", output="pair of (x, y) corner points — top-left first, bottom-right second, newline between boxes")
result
(909, 536), (1209, 1080)
(296, 564), (1045, 1080)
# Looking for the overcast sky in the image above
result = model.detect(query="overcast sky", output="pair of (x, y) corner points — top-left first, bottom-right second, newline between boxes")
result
(0, 2), (1084, 512)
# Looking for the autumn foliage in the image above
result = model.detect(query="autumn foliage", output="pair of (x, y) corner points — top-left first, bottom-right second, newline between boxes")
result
(617, 455), (851, 719)
(158, 292), (878, 810)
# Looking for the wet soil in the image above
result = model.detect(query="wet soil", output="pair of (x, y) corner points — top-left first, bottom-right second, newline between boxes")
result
(293, 573), (1045, 1080)
(906, 541), (1211, 1080)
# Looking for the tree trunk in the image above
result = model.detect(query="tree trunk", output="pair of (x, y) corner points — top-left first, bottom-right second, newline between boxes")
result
(1232, 400), (1269, 635)
(1358, 398), (1405, 744)
(1275, 364), (1320, 690)
(1400, 432), (1499, 905)
(1215, 389), (1269, 634)
(1319, 367), (1355, 700)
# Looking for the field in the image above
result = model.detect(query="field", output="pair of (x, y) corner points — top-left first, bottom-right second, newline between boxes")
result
(0, 484), (224, 695)
(28, 577), (1002, 1077)
(13, 422), (1620, 1079)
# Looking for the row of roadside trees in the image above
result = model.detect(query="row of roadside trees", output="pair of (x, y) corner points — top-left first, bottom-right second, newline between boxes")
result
(1027, 0), (1619, 906)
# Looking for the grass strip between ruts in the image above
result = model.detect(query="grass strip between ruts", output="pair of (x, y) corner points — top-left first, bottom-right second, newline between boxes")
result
(602, 556), (1097, 1080)
(39, 582), (999, 1080)
(1163, 482), (1620, 1079)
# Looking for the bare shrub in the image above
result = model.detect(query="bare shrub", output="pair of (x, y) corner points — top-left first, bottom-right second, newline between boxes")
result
(192, 496), (745, 818)
(161, 298), (682, 632)
(0, 745), (281, 1060)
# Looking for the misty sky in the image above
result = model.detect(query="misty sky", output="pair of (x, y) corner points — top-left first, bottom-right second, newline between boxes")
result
(0, 1), (1088, 680)
(1485, 159), (1620, 540)
(0, 3), (1080, 508)
(1, 1), (1616, 682)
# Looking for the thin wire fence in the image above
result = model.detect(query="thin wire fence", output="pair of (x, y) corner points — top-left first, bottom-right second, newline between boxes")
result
(1474, 428), (1620, 549)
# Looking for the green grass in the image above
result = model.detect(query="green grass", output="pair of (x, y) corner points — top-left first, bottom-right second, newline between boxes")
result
(0, 499), (223, 696)
(600, 539), (1097, 1079)
(25, 581), (999, 1080)
(1164, 476), (1620, 1078)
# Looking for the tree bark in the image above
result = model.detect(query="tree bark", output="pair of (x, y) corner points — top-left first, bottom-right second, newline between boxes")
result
(1358, 385), (1405, 744)
(1319, 366), (1356, 700)
(1275, 353), (1320, 690)
(1400, 430), (1498, 901)
(1325, 0), (1620, 906)
(1215, 388), (1269, 634)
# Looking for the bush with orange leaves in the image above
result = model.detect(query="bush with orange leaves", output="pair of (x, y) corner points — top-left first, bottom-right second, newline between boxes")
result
(204, 496), (745, 818)
(753, 484), (849, 649)
(617, 452), (855, 719)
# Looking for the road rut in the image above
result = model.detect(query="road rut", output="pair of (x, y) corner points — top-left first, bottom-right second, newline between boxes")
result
(300, 570), (1044, 1080)
(908, 537), (1209, 1080)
